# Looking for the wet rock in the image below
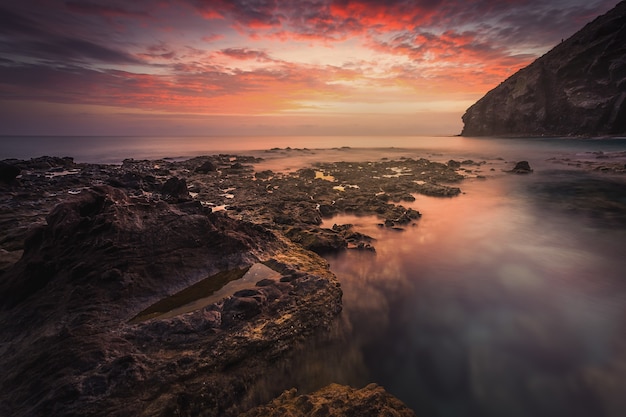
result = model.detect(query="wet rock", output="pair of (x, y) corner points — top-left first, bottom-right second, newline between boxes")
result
(255, 170), (274, 180)
(0, 161), (20, 182)
(510, 161), (533, 174)
(0, 185), (343, 417)
(161, 177), (190, 201)
(447, 160), (461, 169)
(297, 168), (316, 180)
(285, 227), (347, 254)
(195, 160), (217, 173)
(22, 156), (75, 170)
(0, 151), (473, 416)
(241, 383), (416, 417)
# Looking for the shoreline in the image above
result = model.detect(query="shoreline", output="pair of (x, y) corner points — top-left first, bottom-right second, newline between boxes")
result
(0, 151), (469, 416)
(2, 148), (626, 416)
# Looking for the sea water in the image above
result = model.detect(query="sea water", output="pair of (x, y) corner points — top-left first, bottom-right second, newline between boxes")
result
(2, 135), (626, 416)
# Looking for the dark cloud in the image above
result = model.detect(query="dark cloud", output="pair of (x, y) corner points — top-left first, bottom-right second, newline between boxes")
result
(219, 47), (274, 61)
(0, 6), (49, 37)
(65, 1), (149, 18)
(0, 5), (141, 65)
(1, 36), (141, 65)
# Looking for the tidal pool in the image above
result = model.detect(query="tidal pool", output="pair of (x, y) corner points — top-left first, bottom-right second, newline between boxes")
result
(293, 168), (626, 417)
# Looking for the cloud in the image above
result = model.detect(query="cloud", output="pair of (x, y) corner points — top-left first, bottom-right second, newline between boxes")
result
(0, 6), (142, 65)
(219, 47), (274, 61)
(65, 1), (149, 18)
(0, 0), (619, 135)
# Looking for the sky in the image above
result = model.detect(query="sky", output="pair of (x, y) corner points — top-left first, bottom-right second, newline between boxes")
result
(0, 0), (620, 137)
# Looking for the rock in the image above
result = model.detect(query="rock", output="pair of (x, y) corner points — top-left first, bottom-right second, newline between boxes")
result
(284, 227), (348, 254)
(0, 152), (472, 416)
(297, 168), (317, 180)
(509, 161), (534, 174)
(195, 160), (217, 173)
(241, 383), (416, 417)
(0, 161), (20, 182)
(447, 159), (461, 169)
(461, 2), (626, 137)
(0, 185), (344, 417)
(161, 176), (190, 201)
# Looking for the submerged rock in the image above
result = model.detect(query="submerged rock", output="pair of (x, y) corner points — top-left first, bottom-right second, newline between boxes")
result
(509, 161), (534, 174)
(462, 2), (626, 137)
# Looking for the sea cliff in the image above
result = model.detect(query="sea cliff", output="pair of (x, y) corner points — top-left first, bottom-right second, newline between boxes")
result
(461, 1), (626, 137)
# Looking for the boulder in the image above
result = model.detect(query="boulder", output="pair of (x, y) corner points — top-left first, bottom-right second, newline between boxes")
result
(195, 160), (217, 173)
(510, 161), (534, 174)
(161, 176), (190, 201)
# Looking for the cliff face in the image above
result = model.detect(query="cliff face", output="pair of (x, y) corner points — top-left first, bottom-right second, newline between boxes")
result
(461, 1), (626, 137)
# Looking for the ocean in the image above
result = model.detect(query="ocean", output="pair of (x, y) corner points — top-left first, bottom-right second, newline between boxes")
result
(3, 135), (626, 417)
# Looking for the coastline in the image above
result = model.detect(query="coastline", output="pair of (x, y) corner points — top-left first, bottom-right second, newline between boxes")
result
(0, 151), (470, 416)
(2, 147), (626, 416)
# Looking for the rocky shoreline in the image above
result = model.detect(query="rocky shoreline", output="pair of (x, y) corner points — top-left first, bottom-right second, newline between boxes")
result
(0, 152), (471, 416)
(2, 148), (626, 416)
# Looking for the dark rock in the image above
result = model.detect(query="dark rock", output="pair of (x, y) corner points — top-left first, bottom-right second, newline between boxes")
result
(447, 160), (461, 169)
(462, 2), (626, 137)
(24, 156), (75, 170)
(510, 161), (534, 174)
(161, 177), (190, 201)
(255, 170), (273, 180)
(222, 296), (262, 325)
(0, 161), (20, 182)
(284, 227), (347, 254)
(0, 184), (345, 417)
(297, 168), (316, 180)
(196, 160), (217, 173)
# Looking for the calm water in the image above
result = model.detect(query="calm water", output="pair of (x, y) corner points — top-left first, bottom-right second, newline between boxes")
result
(3, 135), (626, 416)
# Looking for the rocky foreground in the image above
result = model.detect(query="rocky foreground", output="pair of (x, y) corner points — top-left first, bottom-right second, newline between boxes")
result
(0, 152), (471, 416)
(461, 1), (626, 137)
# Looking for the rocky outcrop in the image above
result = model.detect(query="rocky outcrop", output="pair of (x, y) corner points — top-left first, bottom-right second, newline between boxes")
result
(0, 185), (344, 416)
(508, 160), (533, 174)
(462, 1), (626, 137)
(241, 383), (417, 417)
(0, 152), (468, 416)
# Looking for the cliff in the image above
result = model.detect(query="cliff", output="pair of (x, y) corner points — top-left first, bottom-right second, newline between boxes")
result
(461, 1), (626, 137)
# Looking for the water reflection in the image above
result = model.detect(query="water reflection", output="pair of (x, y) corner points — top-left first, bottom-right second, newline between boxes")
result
(319, 174), (626, 417)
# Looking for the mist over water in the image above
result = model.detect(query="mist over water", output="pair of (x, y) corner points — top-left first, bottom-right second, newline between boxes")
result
(3, 134), (626, 165)
(319, 175), (626, 417)
(3, 135), (626, 416)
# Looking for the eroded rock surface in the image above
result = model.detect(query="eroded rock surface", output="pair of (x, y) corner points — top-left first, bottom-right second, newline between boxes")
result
(241, 383), (417, 417)
(0, 185), (343, 417)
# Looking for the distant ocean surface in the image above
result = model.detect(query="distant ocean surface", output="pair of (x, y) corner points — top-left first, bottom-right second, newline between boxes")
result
(2, 135), (626, 164)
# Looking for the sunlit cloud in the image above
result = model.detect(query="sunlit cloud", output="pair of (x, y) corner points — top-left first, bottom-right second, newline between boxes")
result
(0, 0), (620, 135)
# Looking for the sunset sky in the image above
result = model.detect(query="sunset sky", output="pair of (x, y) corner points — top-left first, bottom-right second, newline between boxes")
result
(0, 0), (619, 136)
